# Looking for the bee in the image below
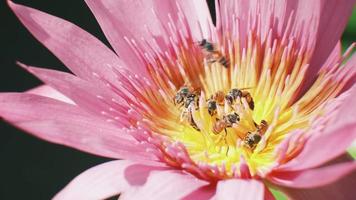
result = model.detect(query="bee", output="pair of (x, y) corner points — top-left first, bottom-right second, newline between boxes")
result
(180, 107), (200, 131)
(198, 39), (229, 68)
(207, 99), (217, 116)
(257, 120), (268, 134)
(212, 113), (239, 156)
(198, 39), (215, 52)
(243, 120), (268, 149)
(187, 108), (200, 131)
(212, 112), (240, 134)
(211, 91), (225, 105)
(207, 91), (225, 116)
(225, 88), (255, 110)
(184, 93), (200, 110)
(174, 86), (190, 106)
(243, 132), (262, 149)
(214, 57), (229, 68)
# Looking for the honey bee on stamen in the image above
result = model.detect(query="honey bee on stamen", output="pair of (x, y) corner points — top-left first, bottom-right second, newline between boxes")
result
(173, 86), (190, 106)
(184, 93), (200, 110)
(225, 88), (255, 110)
(179, 107), (200, 132)
(212, 112), (240, 134)
(212, 113), (239, 155)
(187, 108), (200, 131)
(198, 39), (230, 68)
(207, 99), (217, 116)
(243, 120), (269, 149)
(207, 91), (225, 116)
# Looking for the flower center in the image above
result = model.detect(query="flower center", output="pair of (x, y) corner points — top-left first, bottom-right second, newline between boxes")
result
(117, 12), (350, 180)
(172, 83), (273, 174)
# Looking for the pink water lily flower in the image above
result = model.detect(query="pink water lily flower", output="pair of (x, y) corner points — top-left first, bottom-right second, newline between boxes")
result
(2, 0), (356, 199)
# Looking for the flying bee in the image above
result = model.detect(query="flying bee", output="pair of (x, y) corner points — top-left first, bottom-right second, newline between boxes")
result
(225, 88), (255, 110)
(198, 39), (215, 52)
(243, 120), (268, 149)
(174, 86), (190, 106)
(211, 56), (230, 68)
(198, 39), (229, 68)
(212, 112), (240, 134)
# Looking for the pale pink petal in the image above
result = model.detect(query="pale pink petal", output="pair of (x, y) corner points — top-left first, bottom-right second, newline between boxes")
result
(21, 64), (133, 127)
(0, 93), (154, 160)
(54, 160), (166, 200)
(121, 170), (208, 200)
(269, 161), (356, 188)
(85, 0), (212, 77)
(277, 86), (356, 171)
(8, 1), (124, 86)
(26, 84), (74, 104)
(215, 179), (265, 200)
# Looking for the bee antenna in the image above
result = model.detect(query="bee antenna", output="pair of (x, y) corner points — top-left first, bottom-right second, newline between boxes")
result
(239, 86), (255, 90)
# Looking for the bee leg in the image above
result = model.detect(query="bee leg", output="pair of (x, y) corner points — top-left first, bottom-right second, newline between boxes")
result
(224, 128), (229, 156)
(189, 110), (200, 131)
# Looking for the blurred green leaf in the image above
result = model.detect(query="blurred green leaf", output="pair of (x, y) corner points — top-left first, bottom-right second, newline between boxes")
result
(270, 187), (288, 200)
(342, 8), (356, 51)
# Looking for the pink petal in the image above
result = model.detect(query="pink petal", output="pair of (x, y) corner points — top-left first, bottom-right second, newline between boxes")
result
(0, 93), (154, 160)
(215, 179), (265, 200)
(340, 53), (356, 93)
(280, 171), (356, 200)
(303, 0), (356, 90)
(220, 0), (354, 94)
(54, 160), (165, 200)
(85, 0), (212, 77)
(269, 161), (356, 188)
(272, 154), (356, 199)
(182, 184), (216, 200)
(121, 170), (208, 200)
(319, 42), (342, 72)
(219, 0), (320, 47)
(277, 86), (356, 171)
(8, 1), (124, 86)
(26, 84), (74, 104)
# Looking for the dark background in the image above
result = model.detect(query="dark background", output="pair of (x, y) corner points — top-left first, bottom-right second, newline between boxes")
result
(0, 1), (214, 199)
(0, 1), (354, 199)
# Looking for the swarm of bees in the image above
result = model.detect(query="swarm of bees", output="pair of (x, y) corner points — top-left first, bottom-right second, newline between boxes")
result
(174, 37), (268, 153)
(198, 39), (229, 68)
(174, 85), (266, 154)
